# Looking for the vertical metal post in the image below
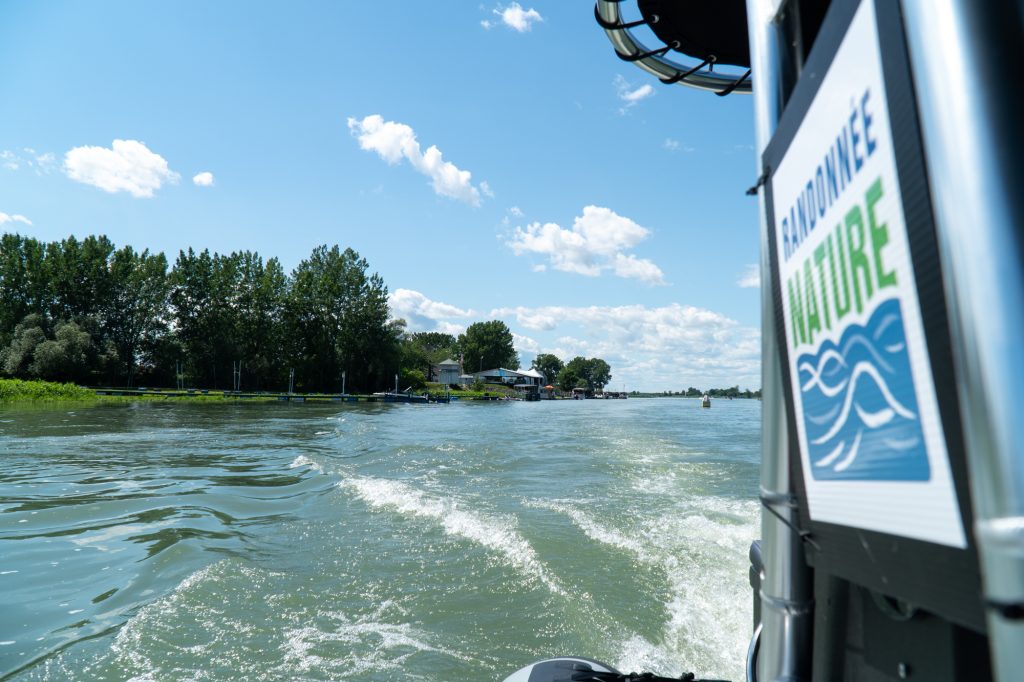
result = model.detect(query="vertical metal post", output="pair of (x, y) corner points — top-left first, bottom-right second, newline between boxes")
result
(342, 371), (346, 396)
(901, 2), (1024, 678)
(394, 373), (398, 393)
(288, 368), (294, 395)
(746, 0), (814, 679)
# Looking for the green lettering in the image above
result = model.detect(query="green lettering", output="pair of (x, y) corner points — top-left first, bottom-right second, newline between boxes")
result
(866, 177), (897, 289)
(828, 225), (852, 321)
(788, 273), (807, 348)
(804, 259), (823, 346)
(814, 241), (832, 331)
(846, 205), (873, 314)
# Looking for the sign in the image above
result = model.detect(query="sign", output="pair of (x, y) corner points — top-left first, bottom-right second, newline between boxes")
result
(770, 0), (965, 547)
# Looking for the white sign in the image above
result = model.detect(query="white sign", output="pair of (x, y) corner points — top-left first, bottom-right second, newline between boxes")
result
(770, 0), (965, 547)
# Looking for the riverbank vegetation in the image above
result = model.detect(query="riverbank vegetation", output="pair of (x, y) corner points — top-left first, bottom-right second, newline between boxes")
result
(1, 234), (576, 395)
(0, 378), (96, 402)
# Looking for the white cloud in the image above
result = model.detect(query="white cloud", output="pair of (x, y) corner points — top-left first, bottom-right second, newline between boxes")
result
(480, 180), (495, 198)
(0, 212), (32, 226)
(492, 3), (543, 32)
(491, 302), (761, 390)
(389, 288), (475, 333)
(663, 138), (694, 153)
(506, 205), (666, 285)
(615, 75), (655, 113)
(192, 171), (215, 187)
(512, 332), (540, 354)
(2, 149), (57, 174)
(737, 264), (760, 288)
(63, 140), (180, 198)
(509, 206), (523, 217)
(348, 114), (486, 206)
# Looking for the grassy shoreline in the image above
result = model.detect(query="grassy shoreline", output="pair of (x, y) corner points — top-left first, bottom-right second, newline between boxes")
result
(0, 378), (523, 404)
(0, 378), (98, 403)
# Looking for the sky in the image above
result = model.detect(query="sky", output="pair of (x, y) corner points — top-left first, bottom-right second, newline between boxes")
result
(0, 1), (763, 392)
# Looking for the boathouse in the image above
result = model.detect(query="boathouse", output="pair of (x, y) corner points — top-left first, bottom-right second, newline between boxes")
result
(435, 358), (461, 385)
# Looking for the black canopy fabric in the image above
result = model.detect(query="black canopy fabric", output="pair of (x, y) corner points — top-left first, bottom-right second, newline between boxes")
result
(638, 0), (751, 68)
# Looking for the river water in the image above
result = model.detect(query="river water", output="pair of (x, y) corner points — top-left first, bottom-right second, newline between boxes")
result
(0, 398), (760, 681)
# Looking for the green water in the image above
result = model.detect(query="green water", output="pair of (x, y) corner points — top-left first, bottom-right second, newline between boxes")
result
(0, 399), (760, 681)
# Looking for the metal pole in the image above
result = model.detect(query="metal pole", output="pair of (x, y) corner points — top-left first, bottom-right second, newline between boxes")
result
(288, 368), (294, 395)
(342, 371), (346, 396)
(746, 1), (814, 680)
(901, 2), (1024, 677)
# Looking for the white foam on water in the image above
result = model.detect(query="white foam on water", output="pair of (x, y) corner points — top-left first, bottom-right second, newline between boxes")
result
(289, 455), (323, 472)
(340, 476), (564, 595)
(536, 496), (758, 681)
(109, 562), (222, 674)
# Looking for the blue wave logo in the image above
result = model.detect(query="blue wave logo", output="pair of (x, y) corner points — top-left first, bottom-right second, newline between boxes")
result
(797, 298), (930, 481)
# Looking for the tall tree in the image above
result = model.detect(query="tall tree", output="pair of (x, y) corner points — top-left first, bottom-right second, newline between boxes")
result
(0, 234), (48, 344)
(234, 252), (287, 390)
(104, 246), (170, 384)
(169, 248), (239, 388)
(457, 320), (518, 373)
(531, 353), (564, 385)
(45, 235), (116, 323)
(286, 245), (398, 392)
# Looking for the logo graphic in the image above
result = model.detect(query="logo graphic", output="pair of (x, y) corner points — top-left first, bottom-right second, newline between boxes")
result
(796, 298), (930, 481)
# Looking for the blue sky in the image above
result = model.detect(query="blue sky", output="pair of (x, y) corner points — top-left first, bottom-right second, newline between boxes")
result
(0, 1), (762, 391)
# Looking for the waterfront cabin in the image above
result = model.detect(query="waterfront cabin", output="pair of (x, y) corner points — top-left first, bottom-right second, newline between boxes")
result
(435, 358), (461, 385)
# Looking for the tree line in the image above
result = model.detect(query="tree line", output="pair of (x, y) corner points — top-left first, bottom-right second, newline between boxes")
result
(0, 234), (401, 392)
(0, 233), (617, 394)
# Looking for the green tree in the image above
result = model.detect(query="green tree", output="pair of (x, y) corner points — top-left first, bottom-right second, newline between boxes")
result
(105, 246), (170, 385)
(405, 331), (457, 380)
(286, 245), (398, 392)
(457, 320), (518, 373)
(531, 353), (564, 385)
(233, 252), (287, 390)
(1, 314), (48, 376)
(45, 235), (116, 323)
(556, 356), (612, 393)
(29, 321), (93, 382)
(0, 234), (48, 344)
(170, 249), (240, 388)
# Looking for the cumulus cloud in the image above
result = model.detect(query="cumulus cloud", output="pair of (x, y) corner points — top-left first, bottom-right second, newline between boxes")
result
(63, 140), (180, 198)
(483, 3), (543, 32)
(389, 288), (475, 334)
(192, 171), (215, 187)
(0, 212), (32, 226)
(348, 115), (486, 206)
(512, 332), (540, 354)
(491, 302), (761, 390)
(506, 205), (666, 285)
(737, 264), (760, 288)
(615, 75), (655, 113)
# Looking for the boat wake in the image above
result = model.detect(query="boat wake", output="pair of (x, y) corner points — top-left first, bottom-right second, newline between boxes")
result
(797, 299), (930, 480)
